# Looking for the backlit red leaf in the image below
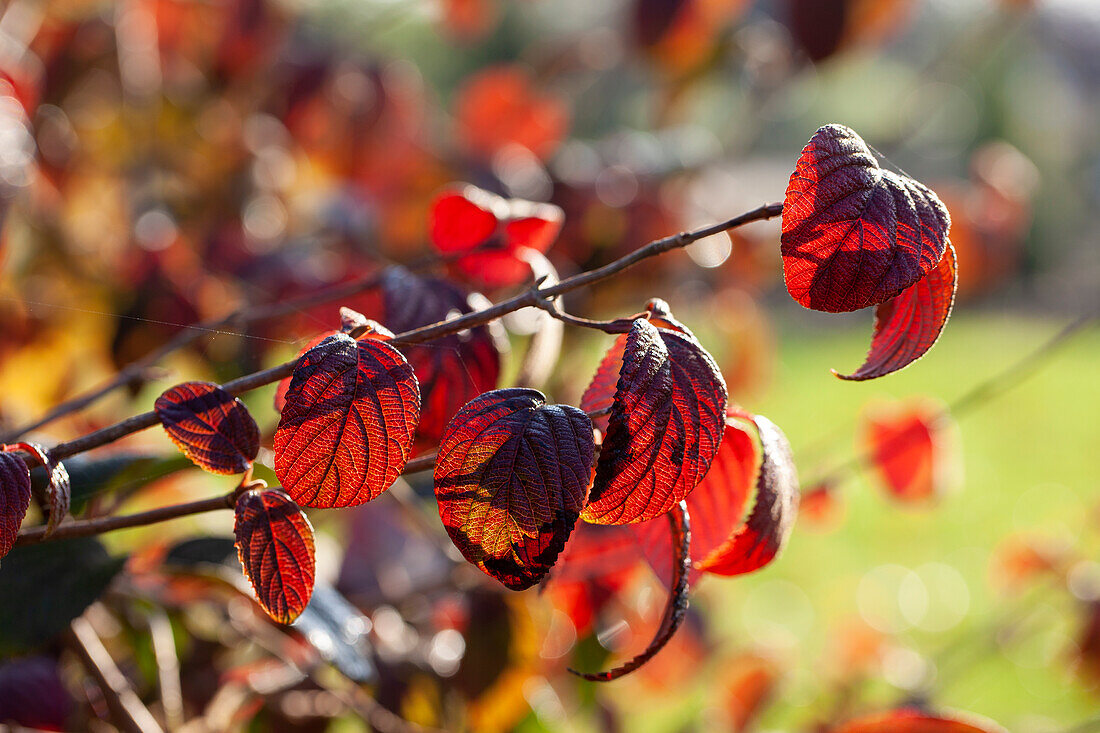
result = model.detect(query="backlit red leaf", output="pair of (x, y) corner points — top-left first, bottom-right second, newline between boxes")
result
(378, 268), (502, 446)
(274, 319), (392, 413)
(548, 522), (645, 633)
(862, 400), (955, 504)
(582, 318), (727, 525)
(234, 488), (316, 625)
(12, 443), (69, 538)
(274, 332), (334, 413)
(832, 708), (1007, 733)
(0, 452), (32, 560)
(837, 243), (957, 380)
(570, 501), (691, 681)
(428, 185), (564, 288)
(274, 334), (420, 508)
(155, 381), (260, 475)
(781, 124), (951, 313)
(434, 388), (594, 590)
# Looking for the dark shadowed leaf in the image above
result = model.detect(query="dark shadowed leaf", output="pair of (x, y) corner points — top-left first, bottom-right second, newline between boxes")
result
(583, 318), (727, 525)
(429, 185), (564, 288)
(274, 333), (420, 508)
(694, 415), (799, 576)
(274, 332), (335, 414)
(13, 443), (69, 538)
(0, 537), (126, 655)
(837, 243), (957, 380)
(570, 501), (691, 681)
(379, 268), (501, 446)
(832, 708), (1008, 733)
(155, 381), (260, 475)
(0, 656), (73, 731)
(275, 323), (394, 413)
(0, 452), (31, 561)
(234, 488), (316, 624)
(781, 124), (951, 313)
(434, 388), (594, 590)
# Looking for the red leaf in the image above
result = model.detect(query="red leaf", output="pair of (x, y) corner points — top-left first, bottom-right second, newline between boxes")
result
(579, 298), (689, 434)
(582, 318), (727, 525)
(723, 653), (779, 732)
(832, 708), (1007, 733)
(155, 382), (260, 475)
(12, 443), (70, 538)
(837, 243), (957, 380)
(274, 332), (334, 414)
(428, 185), (564, 288)
(434, 388), (594, 590)
(274, 320), (393, 413)
(548, 522), (645, 633)
(863, 400), (954, 504)
(781, 124), (951, 313)
(378, 269), (502, 446)
(234, 488), (316, 625)
(0, 452), (32, 560)
(569, 501), (691, 681)
(274, 334), (420, 508)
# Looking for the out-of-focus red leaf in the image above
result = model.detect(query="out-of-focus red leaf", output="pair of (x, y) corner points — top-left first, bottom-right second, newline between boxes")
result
(0, 655), (73, 731)
(234, 488), (316, 625)
(378, 268), (502, 447)
(800, 481), (844, 531)
(0, 452), (31, 560)
(428, 185), (564, 288)
(831, 708), (1007, 733)
(274, 334), (420, 508)
(863, 400), (954, 503)
(837, 243), (957, 380)
(570, 501), (691, 681)
(580, 299), (690, 435)
(583, 318), (727, 525)
(440, 0), (501, 41)
(433, 388), (594, 590)
(548, 522), (645, 634)
(155, 381), (260, 475)
(723, 653), (779, 732)
(781, 124), (951, 313)
(454, 65), (570, 162)
(12, 443), (69, 538)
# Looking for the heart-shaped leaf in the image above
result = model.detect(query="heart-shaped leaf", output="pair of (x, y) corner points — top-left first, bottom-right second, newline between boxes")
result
(0, 452), (32, 561)
(434, 388), (594, 590)
(155, 381), (260, 475)
(781, 123), (951, 313)
(582, 318), (727, 525)
(234, 488), (316, 625)
(274, 333), (420, 508)
(379, 268), (502, 446)
(832, 708), (1007, 733)
(569, 501), (691, 681)
(862, 400), (955, 504)
(13, 443), (69, 538)
(836, 243), (958, 380)
(429, 185), (564, 288)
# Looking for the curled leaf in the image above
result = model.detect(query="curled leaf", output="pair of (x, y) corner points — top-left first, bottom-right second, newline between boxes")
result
(429, 185), (564, 288)
(14, 443), (70, 538)
(234, 488), (316, 625)
(583, 318), (727, 525)
(837, 243), (957, 380)
(0, 452), (32, 560)
(434, 388), (594, 590)
(832, 708), (1007, 733)
(275, 334), (420, 508)
(379, 268), (502, 446)
(781, 124), (951, 313)
(155, 381), (260, 474)
(569, 500), (691, 681)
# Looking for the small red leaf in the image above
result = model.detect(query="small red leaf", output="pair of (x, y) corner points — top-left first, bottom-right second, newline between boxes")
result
(155, 382), (260, 475)
(234, 488), (316, 625)
(582, 318), (727, 525)
(837, 243), (957, 380)
(832, 708), (1007, 733)
(12, 443), (70, 538)
(569, 500), (691, 681)
(379, 269), (501, 446)
(781, 124), (951, 313)
(434, 388), (594, 590)
(863, 400), (955, 504)
(0, 452), (32, 560)
(274, 334), (420, 508)
(428, 185), (564, 288)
